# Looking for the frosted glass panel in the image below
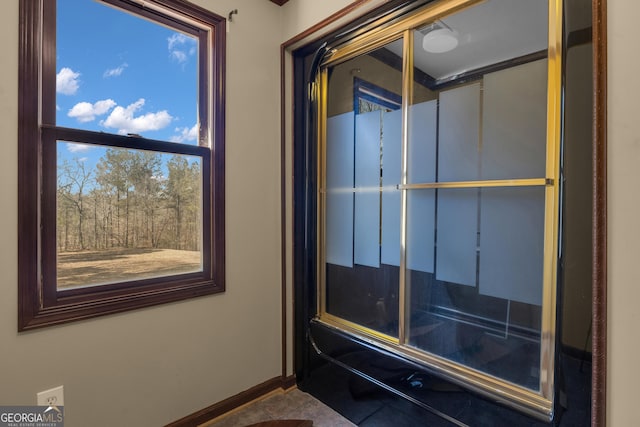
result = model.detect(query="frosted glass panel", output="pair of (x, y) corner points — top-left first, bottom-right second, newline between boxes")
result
(436, 189), (478, 286)
(435, 84), (480, 284)
(355, 111), (381, 188)
(326, 193), (354, 267)
(406, 101), (437, 272)
(354, 192), (379, 267)
(407, 101), (437, 183)
(438, 83), (480, 182)
(479, 187), (545, 305)
(326, 112), (355, 189)
(482, 60), (548, 180)
(381, 109), (402, 266)
(326, 112), (355, 267)
(406, 190), (435, 273)
(354, 111), (381, 267)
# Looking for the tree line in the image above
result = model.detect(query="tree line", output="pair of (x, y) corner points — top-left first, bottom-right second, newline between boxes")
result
(57, 149), (201, 253)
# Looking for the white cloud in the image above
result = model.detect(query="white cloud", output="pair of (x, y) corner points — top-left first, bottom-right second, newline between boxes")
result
(170, 123), (199, 143)
(170, 50), (188, 63)
(103, 63), (128, 78)
(167, 33), (196, 64)
(56, 67), (80, 95)
(68, 99), (116, 123)
(66, 143), (91, 153)
(168, 33), (190, 50)
(101, 98), (173, 135)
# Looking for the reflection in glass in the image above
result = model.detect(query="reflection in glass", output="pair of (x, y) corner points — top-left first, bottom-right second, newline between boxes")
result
(56, 142), (203, 289)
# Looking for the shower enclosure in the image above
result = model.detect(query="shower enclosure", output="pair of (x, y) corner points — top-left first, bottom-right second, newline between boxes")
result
(293, 0), (592, 424)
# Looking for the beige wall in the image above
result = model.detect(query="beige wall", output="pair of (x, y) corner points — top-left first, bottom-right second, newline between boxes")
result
(281, 0), (355, 41)
(607, 1), (640, 425)
(0, 1), (284, 426)
(1, 0), (634, 425)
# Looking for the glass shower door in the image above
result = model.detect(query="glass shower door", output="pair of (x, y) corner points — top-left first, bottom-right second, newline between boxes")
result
(322, 40), (404, 340)
(317, 0), (561, 418)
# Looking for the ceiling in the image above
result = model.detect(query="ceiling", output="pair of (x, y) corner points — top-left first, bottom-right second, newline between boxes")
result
(385, 0), (548, 81)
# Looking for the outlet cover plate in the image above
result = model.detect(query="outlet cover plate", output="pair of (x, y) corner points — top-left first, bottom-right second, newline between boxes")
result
(37, 385), (64, 407)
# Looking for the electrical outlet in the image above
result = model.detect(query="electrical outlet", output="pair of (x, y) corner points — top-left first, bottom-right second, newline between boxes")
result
(37, 385), (64, 407)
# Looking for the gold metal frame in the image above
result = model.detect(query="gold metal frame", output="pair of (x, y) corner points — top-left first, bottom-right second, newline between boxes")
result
(315, 0), (562, 420)
(321, 0), (485, 68)
(317, 68), (328, 319)
(400, 178), (551, 190)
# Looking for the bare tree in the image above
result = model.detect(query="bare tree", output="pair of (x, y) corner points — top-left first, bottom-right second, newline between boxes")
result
(58, 158), (94, 250)
(58, 150), (201, 254)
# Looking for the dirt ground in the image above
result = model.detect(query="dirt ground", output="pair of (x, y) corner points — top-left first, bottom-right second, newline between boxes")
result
(57, 248), (201, 288)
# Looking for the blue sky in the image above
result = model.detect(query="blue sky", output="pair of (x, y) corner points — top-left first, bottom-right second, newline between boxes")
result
(56, 0), (199, 171)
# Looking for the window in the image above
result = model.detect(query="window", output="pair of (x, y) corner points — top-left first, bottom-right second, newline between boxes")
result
(316, 0), (560, 419)
(18, 0), (226, 330)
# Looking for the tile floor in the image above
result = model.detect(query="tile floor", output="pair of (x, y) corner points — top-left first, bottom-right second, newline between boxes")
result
(201, 388), (356, 427)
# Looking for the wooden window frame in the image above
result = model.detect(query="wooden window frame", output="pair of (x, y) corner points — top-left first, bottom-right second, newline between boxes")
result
(18, 0), (226, 331)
